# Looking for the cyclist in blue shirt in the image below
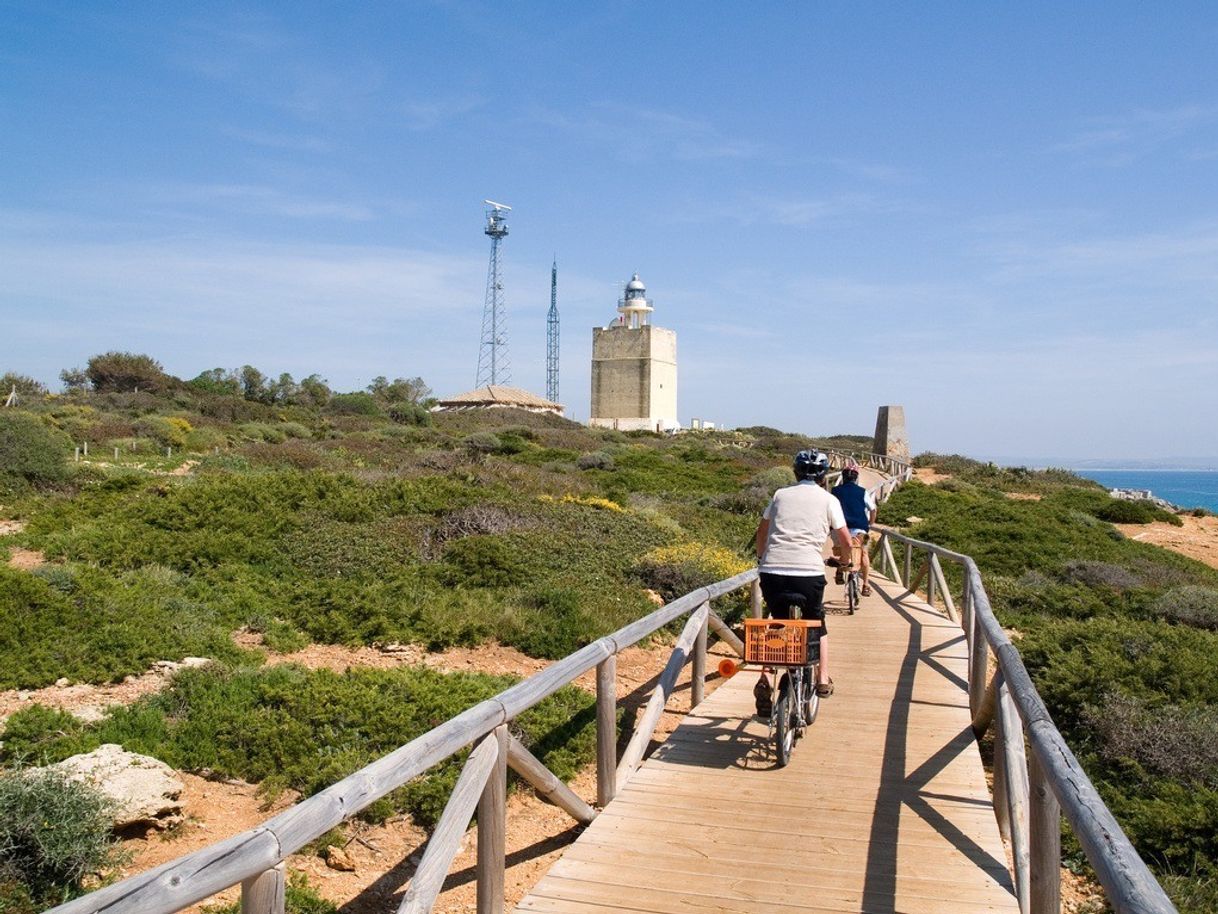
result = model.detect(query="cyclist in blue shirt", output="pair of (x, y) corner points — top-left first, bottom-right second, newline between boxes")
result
(830, 459), (878, 596)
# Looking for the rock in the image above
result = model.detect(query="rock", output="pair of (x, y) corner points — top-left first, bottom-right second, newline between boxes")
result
(152, 657), (213, 676)
(46, 744), (184, 829)
(325, 845), (356, 871)
(905, 516), (923, 525)
(16, 691), (30, 701)
(643, 589), (665, 606)
(69, 705), (107, 724)
(55, 677), (71, 688)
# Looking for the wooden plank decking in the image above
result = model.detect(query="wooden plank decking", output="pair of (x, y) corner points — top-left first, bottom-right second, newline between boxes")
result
(515, 573), (1020, 914)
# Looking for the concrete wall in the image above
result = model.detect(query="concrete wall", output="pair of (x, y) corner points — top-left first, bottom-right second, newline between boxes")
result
(590, 325), (678, 431)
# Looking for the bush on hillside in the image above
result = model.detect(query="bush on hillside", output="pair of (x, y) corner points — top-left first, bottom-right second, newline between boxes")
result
(633, 542), (751, 617)
(576, 451), (614, 471)
(0, 412), (71, 493)
(387, 401), (430, 426)
(1061, 560), (1142, 591)
(85, 352), (169, 394)
(0, 374), (47, 399)
(0, 768), (120, 907)
(461, 432), (501, 457)
(327, 393), (381, 416)
(1153, 587), (1218, 631)
(1084, 693), (1218, 788)
(133, 416), (193, 449)
(1096, 499), (1183, 526)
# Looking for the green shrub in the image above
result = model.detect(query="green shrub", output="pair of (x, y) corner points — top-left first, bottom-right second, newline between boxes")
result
(0, 768), (120, 906)
(577, 451), (614, 471)
(0, 374), (46, 398)
(0, 564), (247, 689)
(85, 352), (169, 394)
(1084, 693), (1218, 788)
(1154, 587), (1218, 631)
(461, 432), (501, 456)
(442, 536), (532, 588)
(327, 393), (381, 416)
(238, 422), (287, 444)
(0, 413), (71, 493)
(1095, 499), (1182, 526)
(133, 416), (192, 449)
(387, 402), (430, 426)
(183, 426), (229, 452)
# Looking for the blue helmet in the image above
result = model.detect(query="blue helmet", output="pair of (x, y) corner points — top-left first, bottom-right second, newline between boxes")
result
(793, 449), (829, 481)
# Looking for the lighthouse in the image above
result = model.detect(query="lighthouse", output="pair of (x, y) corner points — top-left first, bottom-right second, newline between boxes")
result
(589, 274), (678, 432)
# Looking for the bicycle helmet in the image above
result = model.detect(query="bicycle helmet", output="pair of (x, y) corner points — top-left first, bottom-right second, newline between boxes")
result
(842, 459), (861, 483)
(793, 449), (830, 481)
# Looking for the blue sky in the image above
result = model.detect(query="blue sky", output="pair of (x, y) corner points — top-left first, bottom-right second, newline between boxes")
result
(2, 2), (1217, 460)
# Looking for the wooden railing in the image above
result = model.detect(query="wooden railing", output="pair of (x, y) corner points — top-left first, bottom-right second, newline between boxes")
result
(47, 571), (758, 914)
(869, 527), (1178, 914)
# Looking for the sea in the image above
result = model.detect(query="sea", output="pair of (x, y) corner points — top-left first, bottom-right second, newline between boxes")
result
(1070, 469), (1218, 513)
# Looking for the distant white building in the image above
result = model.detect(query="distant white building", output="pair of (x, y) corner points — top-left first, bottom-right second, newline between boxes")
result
(589, 274), (678, 432)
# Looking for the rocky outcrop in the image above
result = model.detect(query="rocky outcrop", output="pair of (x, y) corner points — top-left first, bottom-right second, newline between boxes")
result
(47, 744), (184, 829)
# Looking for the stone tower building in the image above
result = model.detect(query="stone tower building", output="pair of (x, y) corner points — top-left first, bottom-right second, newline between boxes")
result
(590, 274), (678, 432)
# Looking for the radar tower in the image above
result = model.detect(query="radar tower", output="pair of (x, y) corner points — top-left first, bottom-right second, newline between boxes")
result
(475, 200), (511, 387)
(546, 258), (559, 403)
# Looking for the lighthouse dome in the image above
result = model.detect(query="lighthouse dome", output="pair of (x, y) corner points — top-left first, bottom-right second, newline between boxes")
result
(625, 274), (646, 294)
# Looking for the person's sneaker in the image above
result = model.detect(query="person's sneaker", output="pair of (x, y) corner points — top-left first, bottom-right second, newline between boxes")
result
(834, 569), (845, 585)
(753, 674), (772, 717)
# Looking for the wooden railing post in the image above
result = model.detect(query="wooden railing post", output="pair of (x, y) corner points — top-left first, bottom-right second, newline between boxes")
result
(596, 656), (617, 808)
(961, 565), (974, 645)
(691, 605), (708, 709)
(476, 725), (508, 914)
(1029, 747), (1062, 914)
(241, 863), (284, 914)
(998, 680), (1032, 914)
(970, 612), (995, 733)
(926, 552), (937, 606)
(750, 578), (763, 618)
(882, 535), (902, 587)
(929, 554), (958, 623)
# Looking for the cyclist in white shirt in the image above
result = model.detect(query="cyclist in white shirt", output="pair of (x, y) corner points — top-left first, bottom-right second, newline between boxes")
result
(754, 449), (855, 701)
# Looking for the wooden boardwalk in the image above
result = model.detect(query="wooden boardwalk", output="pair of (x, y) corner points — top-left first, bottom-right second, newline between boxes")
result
(515, 574), (1020, 914)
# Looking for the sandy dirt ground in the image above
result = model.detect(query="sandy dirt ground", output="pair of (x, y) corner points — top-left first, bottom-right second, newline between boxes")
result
(1117, 513), (1218, 570)
(913, 467), (951, 485)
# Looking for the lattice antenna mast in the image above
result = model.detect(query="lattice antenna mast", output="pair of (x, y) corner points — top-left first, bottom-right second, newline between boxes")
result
(546, 258), (559, 403)
(475, 200), (511, 387)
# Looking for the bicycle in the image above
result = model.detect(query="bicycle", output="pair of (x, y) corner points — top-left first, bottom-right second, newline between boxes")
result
(744, 593), (823, 767)
(830, 541), (864, 614)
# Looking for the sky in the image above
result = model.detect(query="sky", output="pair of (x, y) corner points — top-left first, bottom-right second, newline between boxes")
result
(2, 2), (1217, 461)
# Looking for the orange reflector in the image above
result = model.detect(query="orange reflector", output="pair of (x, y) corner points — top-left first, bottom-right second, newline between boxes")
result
(718, 658), (739, 679)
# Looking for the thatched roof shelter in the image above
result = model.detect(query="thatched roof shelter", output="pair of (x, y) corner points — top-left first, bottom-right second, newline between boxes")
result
(434, 385), (563, 415)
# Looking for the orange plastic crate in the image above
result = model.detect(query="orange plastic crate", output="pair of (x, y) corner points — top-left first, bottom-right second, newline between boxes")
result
(743, 618), (821, 666)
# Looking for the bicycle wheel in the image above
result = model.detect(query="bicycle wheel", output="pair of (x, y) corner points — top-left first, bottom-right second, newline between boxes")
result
(847, 573), (859, 614)
(803, 664), (820, 727)
(774, 677), (796, 767)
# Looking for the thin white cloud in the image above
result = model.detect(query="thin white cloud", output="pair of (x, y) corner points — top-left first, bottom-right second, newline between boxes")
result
(402, 94), (486, 131)
(530, 103), (761, 162)
(1054, 104), (1218, 164)
(728, 192), (912, 228)
(143, 183), (376, 222)
(222, 127), (333, 153)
